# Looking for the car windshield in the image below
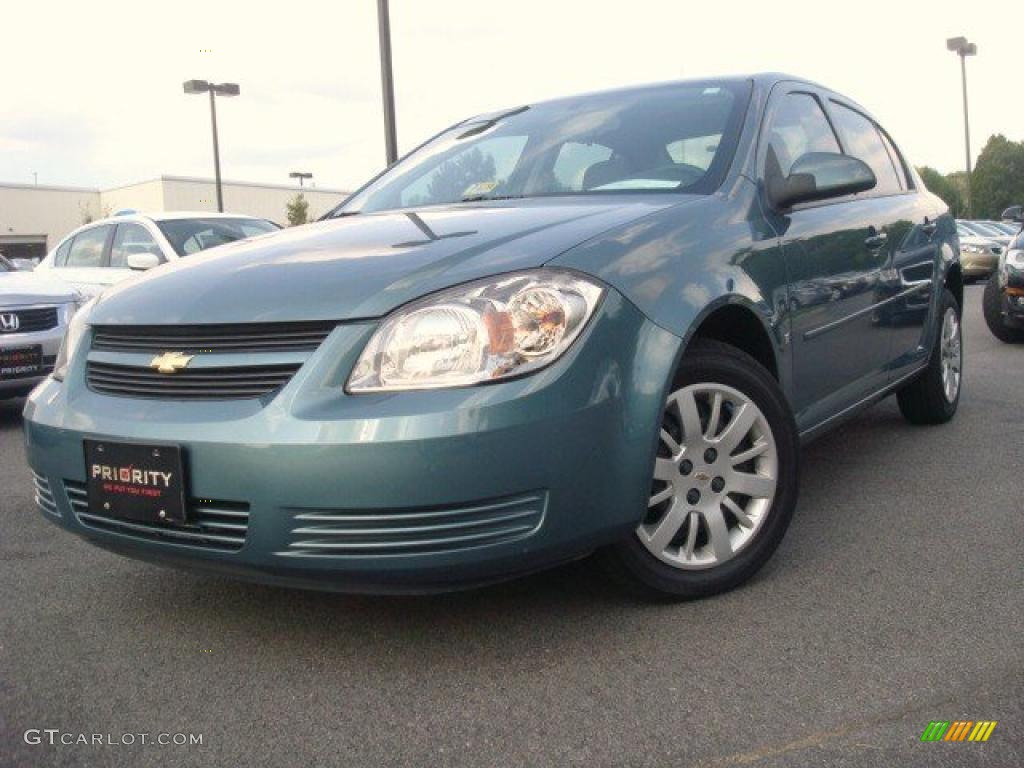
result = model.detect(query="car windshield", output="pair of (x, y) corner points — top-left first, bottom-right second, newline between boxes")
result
(961, 221), (1004, 238)
(156, 218), (280, 257)
(333, 81), (751, 216)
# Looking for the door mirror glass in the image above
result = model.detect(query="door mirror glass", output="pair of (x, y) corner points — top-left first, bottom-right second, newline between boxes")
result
(769, 152), (876, 209)
(126, 252), (162, 271)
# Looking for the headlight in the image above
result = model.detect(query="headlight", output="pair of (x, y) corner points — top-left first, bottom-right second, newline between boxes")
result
(962, 243), (984, 254)
(58, 293), (88, 326)
(347, 270), (604, 392)
(1007, 249), (1024, 267)
(53, 298), (96, 382)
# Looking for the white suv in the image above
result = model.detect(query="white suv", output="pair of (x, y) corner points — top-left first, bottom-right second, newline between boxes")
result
(35, 211), (279, 295)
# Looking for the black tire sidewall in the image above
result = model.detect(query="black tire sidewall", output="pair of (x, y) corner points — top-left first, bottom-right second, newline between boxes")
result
(607, 342), (799, 599)
(983, 278), (1024, 343)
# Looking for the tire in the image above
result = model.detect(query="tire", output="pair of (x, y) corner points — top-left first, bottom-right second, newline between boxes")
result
(897, 289), (962, 424)
(600, 339), (799, 600)
(982, 277), (1024, 343)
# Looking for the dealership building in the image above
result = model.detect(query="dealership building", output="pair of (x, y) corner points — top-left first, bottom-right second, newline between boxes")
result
(0, 176), (350, 262)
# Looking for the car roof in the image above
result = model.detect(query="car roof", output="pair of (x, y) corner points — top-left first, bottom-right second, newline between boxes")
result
(72, 211), (269, 230)
(465, 73), (826, 121)
(143, 211), (269, 222)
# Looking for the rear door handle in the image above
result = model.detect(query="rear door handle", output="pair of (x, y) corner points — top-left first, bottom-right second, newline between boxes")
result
(865, 230), (888, 250)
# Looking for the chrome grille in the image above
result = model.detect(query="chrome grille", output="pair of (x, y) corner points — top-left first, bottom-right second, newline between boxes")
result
(91, 321), (336, 354)
(281, 492), (546, 557)
(1, 306), (59, 334)
(31, 471), (59, 517)
(65, 481), (249, 551)
(86, 361), (301, 400)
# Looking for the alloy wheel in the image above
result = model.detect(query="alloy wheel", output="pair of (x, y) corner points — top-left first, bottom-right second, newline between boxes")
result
(638, 383), (778, 570)
(940, 307), (962, 403)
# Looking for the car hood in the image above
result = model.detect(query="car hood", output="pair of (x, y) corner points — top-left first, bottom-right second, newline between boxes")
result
(960, 236), (1001, 249)
(88, 198), (683, 325)
(0, 272), (80, 305)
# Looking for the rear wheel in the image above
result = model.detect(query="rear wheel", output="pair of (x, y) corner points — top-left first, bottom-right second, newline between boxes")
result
(897, 289), (962, 424)
(982, 277), (1024, 343)
(601, 340), (799, 600)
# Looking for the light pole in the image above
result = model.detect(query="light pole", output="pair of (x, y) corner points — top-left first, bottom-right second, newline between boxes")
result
(376, 0), (398, 166)
(183, 79), (241, 212)
(289, 172), (313, 188)
(946, 37), (977, 216)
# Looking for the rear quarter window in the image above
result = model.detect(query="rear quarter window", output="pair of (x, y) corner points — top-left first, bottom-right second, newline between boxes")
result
(54, 238), (72, 266)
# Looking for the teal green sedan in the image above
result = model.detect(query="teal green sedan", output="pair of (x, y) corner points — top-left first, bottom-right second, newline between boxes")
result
(23, 74), (963, 598)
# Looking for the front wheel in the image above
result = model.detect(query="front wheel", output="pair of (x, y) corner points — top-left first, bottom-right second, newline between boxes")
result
(601, 340), (799, 600)
(897, 289), (962, 424)
(982, 277), (1024, 343)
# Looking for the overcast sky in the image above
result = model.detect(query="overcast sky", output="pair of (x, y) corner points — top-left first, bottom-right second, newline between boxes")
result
(1, 0), (1020, 192)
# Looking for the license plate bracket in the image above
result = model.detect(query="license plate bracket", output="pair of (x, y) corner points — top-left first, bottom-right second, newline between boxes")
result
(0, 344), (42, 380)
(84, 440), (187, 524)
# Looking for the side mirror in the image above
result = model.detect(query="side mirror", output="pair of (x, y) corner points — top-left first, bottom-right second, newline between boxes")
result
(1001, 205), (1023, 223)
(768, 152), (876, 209)
(126, 252), (162, 271)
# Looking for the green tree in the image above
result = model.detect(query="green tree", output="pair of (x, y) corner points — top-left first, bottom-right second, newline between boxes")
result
(286, 193), (310, 226)
(916, 166), (964, 217)
(971, 135), (1024, 219)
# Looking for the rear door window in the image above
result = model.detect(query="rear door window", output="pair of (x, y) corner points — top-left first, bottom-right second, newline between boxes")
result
(877, 129), (910, 190)
(54, 238), (72, 266)
(110, 223), (163, 268)
(551, 142), (614, 191)
(64, 225), (112, 268)
(666, 135), (721, 171)
(828, 102), (903, 196)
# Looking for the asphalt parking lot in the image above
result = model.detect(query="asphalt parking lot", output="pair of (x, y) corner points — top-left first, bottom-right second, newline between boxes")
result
(1, 283), (1020, 768)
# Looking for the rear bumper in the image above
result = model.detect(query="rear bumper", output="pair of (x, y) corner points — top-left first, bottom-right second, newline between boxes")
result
(23, 292), (682, 593)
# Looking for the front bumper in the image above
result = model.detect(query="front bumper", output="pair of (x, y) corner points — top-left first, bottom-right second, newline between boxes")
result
(1000, 265), (1024, 327)
(1, 325), (63, 398)
(23, 291), (682, 593)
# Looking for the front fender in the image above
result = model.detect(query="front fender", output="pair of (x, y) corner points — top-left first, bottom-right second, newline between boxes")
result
(550, 179), (789, 394)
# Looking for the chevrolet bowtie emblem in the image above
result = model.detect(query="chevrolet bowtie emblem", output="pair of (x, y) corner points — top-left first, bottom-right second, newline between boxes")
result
(150, 351), (194, 374)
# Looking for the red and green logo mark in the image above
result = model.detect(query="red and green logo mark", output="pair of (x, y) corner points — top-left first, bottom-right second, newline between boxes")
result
(921, 721), (997, 742)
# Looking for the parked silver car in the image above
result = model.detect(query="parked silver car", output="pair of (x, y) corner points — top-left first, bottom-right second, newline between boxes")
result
(34, 211), (279, 297)
(1, 257), (84, 398)
(958, 219), (1012, 248)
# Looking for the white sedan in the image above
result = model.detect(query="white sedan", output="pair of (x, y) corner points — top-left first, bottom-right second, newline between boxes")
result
(35, 211), (280, 295)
